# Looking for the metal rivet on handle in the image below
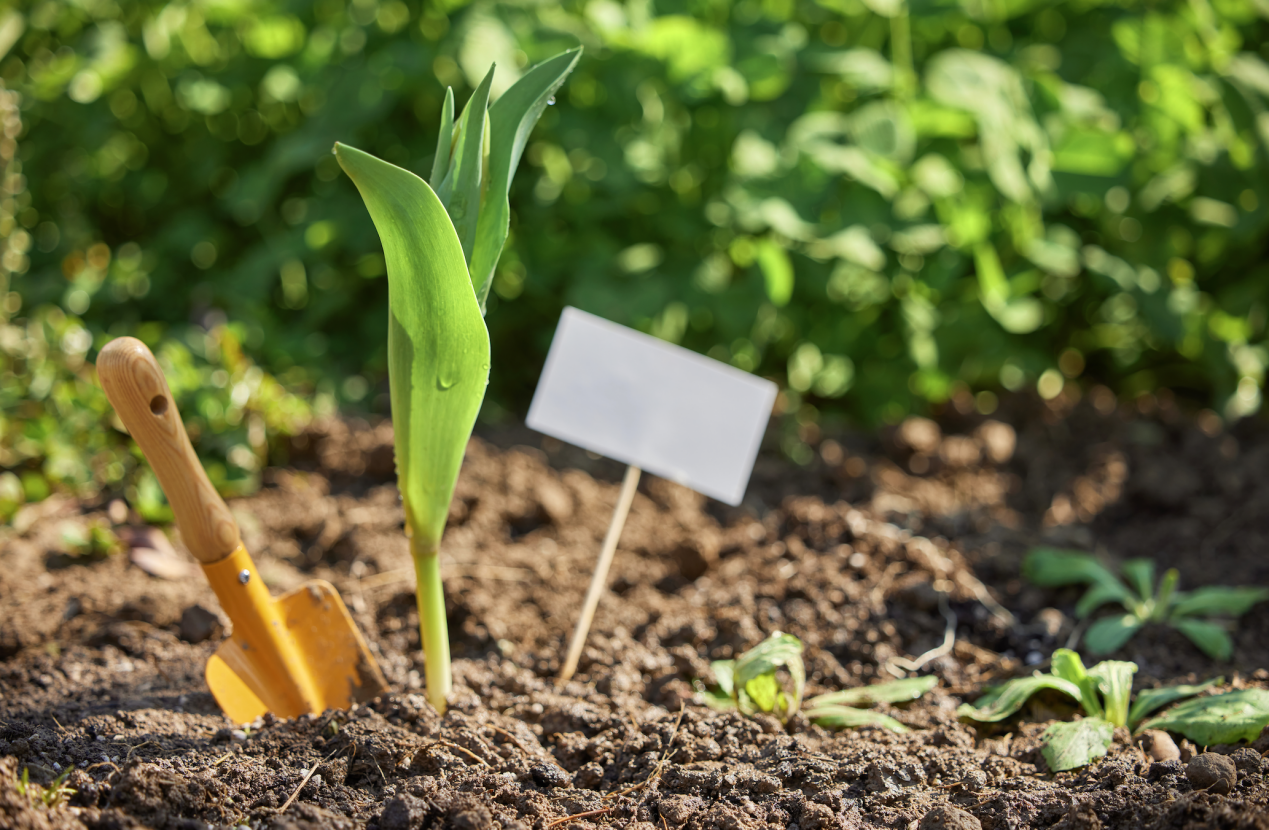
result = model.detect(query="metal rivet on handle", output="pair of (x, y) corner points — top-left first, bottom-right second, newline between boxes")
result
(238, 569), (251, 585)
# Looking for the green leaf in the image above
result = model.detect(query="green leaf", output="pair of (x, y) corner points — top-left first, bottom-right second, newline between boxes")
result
(711, 659), (735, 697)
(1120, 559), (1155, 603)
(957, 674), (1083, 723)
(1022, 548), (1120, 589)
(438, 67), (493, 264)
(429, 87), (455, 188)
(1084, 614), (1143, 655)
(755, 238), (793, 307)
(805, 704), (909, 732)
(334, 143), (491, 551)
(1087, 660), (1137, 728)
(1041, 717), (1114, 772)
(1051, 648), (1103, 718)
(1128, 678), (1222, 730)
(806, 676), (937, 708)
(734, 633), (805, 719)
(1076, 581), (1136, 618)
(1170, 587), (1269, 619)
(1170, 618), (1233, 661)
(468, 47), (582, 312)
(1140, 689), (1269, 745)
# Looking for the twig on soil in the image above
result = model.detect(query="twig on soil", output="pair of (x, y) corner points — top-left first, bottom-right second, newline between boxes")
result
(212, 752), (235, 767)
(888, 594), (956, 674)
(124, 741), (157, 765)
(487, 725), (533, 757)
(604, 706), (685, 801)
(545, 807), (614, 827)
(280, 747), (341, 814)
(436, 739), (491, 767)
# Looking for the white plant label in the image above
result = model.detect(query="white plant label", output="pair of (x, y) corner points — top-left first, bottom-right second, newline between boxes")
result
(527, 307), (777, 506)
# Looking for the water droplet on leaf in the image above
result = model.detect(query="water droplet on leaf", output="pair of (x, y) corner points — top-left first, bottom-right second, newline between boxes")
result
(546, 96), (556, 105)
(437, 375), (456, 391)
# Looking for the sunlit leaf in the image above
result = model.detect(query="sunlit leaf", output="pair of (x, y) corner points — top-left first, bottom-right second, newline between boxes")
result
(733, 632), (805, 719)
(807, 676), (937, 707)
(804, 704), (909, 732)
(334, 143), (490, 551)
(1042, 717), (1114, 772)
(1128, 678), (1222, 729)
(1140, 689), (1269, 745)
(958, 674), (1083, 723)
(1087, 660), (1137, 728)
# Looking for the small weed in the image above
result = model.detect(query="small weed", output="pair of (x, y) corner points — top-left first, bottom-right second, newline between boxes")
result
(957, 647), (1266, 771)
(1024, 548), (1269, 660)
(699, 633), (936, 732)
(16, 766), (76, 809)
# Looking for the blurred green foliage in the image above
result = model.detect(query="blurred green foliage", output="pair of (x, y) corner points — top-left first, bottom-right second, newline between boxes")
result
(4, 0), (1269, 495)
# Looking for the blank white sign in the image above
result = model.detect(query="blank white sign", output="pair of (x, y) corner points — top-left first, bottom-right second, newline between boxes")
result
(527, 307), (777, 506)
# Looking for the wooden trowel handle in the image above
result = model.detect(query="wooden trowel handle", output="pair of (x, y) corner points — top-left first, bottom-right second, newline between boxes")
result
(97, 336), (241, 564)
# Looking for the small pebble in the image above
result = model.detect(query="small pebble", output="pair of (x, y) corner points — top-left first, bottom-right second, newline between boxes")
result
(231, 730), (247, 742)
(960, 769), (987, 792)
(919, 805), (982, 830)
(1138, 730), (1180, 763)
(1186, 752), (1236, 795)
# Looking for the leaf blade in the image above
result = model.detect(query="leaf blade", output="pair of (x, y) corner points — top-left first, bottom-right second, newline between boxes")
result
(1042, 717), (1114, 772)
(443, 67), (494, 264)
(805, 704), (910, 732)
(958, 674), (1083, 723)
(1083, 614), (1143, 656)
(1140, 689), (1269, 745)
(469, 47), (583, 310)
(334, 143), (491, 549)
(1128, 678), (1222, 730)
(1170, 617), (1233, 661)
(806, 676), (937, 708)
(429, 87), (456, 188)
(1170, 586), (1269, 619)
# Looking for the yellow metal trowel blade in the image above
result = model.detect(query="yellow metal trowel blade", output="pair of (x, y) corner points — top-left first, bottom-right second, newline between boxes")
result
(206, 580), (387, 724)
(203, 552), (388, 724)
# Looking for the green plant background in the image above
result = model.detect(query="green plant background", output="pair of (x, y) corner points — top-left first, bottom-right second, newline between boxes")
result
(3, 0), (1269, 507)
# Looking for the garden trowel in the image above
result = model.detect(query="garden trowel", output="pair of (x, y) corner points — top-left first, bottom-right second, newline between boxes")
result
(97, 337), (388, 724)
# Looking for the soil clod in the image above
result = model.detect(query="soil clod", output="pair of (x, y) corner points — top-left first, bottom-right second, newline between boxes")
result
(1186, 752), (1237, 794)
(918, 805), (982, 830)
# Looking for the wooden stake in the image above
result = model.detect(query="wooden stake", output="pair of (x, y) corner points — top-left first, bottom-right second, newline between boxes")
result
(558, 464), (642, 683)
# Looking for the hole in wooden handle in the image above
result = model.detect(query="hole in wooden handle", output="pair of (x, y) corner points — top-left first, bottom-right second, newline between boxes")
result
(149, 395), (168, 416)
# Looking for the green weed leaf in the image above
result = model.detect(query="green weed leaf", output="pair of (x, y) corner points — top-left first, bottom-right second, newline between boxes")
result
(1051, 648), (1103, 718)
(1024, 549), (1134, 618)
(734, 633), (805, 720)
(1041, 717), (1114, 772)
(1170, 587), (1269, 619)
(957, 674), (1083, 723)
(807, 676), (937, 707)
(1140, 689), (1269, 745)
(469, 48), (582, 311)
(1128, 678), (1222, 729)
(1119, 559), (1155, 602)
(712, 659), (735, 697)
(1087, 660), (1136, 728)
(1084, 614), (1143, 655)
(804, 704), (909, 732)
(1170, 618), (1233, 661)
(334, 143), (490, 551)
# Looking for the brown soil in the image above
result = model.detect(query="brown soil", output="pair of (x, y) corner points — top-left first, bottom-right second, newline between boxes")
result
(3, 392), (1269, 829)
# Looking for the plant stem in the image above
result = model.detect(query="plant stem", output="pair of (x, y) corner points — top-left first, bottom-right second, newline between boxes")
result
(412, 539), (451, 714)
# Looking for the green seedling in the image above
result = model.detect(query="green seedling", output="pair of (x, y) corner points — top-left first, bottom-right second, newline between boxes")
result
(60, 520), (123, 559)
(700, 633), (937, 732)
(1024, 548), (1269, 660)
(335, 50), (579, 715)
(16, 766), (76, 809)
(959, 648), (1224, 771)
